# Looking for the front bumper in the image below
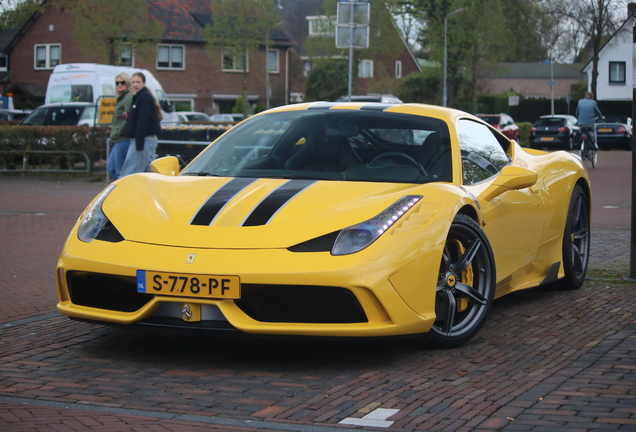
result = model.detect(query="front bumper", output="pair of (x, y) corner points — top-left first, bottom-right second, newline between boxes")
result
(57, 238), (440, 338)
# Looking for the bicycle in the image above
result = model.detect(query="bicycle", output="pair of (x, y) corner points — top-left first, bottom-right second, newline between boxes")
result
(576, 126), (597, 169)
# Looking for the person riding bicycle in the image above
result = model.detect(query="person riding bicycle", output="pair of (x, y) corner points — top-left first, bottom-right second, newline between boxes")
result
(575, 92), (604, 151)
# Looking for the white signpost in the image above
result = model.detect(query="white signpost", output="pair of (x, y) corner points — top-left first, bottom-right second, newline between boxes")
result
(336, 0), (370, 101)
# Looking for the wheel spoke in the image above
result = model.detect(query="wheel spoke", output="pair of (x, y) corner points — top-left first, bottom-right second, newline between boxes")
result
(441, 245), (451, 271)
(440, 289), (456, 335)
(453, 240), (481, 274)
(454, 282), (487, 305)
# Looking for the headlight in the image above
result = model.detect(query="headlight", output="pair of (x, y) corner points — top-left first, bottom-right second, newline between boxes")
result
(332, 195), (422, 255)
(77, 184), (116, 243)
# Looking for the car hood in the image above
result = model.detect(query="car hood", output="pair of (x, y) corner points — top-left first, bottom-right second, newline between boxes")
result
(102, 174), (445, 249)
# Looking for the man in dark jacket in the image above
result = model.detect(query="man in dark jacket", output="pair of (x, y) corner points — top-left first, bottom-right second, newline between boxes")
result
(120, 72), (162, 177)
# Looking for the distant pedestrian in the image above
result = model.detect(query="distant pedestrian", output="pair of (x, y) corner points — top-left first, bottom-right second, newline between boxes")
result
(106, 73), (133, 180)
(575, 92), (604, 150)
(120, 72), (162, 177)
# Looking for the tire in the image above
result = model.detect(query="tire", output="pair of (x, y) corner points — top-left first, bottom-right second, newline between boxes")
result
(567, 134), (574, 150)
(426, 214), (496, 348)
(591, 151), (597, 168)
(561, 185), (590, 290)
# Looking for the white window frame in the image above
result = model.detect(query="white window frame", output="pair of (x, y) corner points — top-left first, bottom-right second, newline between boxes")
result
(307, 16), (335, 37)
(156, 44), (185, 70)
(267, 48), (279, 73)
(119, 43), (134, 67)
(34, 44), (61, 70)
(609, 61), (626, 84)
(358, 59), (373, 78)
(222, 47), (248, 72)
(395, 60), (402, 79)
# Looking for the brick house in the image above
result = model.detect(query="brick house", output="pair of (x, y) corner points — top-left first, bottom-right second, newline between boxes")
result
(0, 0), (420, 112)
(480, 62), (587, 101)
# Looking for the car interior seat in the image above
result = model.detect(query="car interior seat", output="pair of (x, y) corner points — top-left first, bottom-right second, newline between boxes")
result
(284, 129), (362, 172)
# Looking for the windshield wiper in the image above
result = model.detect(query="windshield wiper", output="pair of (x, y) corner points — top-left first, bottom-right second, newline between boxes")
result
(181, 172), (218, 177)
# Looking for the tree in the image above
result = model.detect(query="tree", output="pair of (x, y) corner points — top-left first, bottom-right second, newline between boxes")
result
(203, 0), (281, 117)
(304, 58), (348, 101)
(66, 0), (163, 65)
(0, 0), (43, 28)
(566, 0), (623, 98)
(303, 0), (409, 97)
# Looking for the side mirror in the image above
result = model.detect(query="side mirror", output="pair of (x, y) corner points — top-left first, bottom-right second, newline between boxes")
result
(150, 156), (180, 176)
(479, 166), (537, 201)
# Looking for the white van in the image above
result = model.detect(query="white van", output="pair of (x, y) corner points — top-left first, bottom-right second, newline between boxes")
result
(45, 63), (178, 123)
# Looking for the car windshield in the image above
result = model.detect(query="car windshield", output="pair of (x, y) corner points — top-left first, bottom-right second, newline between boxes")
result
(478, 116), (500, 126)
(535, 118), (565, 127)
(182, 110), (452, 184)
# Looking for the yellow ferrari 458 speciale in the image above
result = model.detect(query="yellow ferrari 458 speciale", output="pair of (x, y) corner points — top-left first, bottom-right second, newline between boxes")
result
(56, 102), (591, 347)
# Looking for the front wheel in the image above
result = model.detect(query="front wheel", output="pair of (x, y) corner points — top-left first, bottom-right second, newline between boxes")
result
(561, 185), (590, 289)
(426, 214), (496, 348)
(591, 150), (597, 168)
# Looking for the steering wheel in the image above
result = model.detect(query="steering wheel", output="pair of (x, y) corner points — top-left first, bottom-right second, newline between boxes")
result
(370, 152), (427, 175)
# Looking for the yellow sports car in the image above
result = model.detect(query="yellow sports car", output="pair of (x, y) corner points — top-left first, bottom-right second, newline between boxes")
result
(56, 102), (591, 347)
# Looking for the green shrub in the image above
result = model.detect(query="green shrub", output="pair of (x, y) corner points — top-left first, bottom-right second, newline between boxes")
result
(517, 122), (532, 147)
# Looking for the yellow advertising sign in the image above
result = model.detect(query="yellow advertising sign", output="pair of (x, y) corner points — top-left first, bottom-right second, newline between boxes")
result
(97, 97), (117, 125)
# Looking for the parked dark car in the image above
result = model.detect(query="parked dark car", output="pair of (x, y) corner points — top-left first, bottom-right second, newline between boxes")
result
(595, 115), (632, 150)
(476, 113), (520, 141)
(530, 115), (579, 150)
(19, 103), (97, 127)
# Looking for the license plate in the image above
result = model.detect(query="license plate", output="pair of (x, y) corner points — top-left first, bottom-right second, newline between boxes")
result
(137, 270), (240, 299)
(599, 128), (612, 133)
(541, 137), (554, 141)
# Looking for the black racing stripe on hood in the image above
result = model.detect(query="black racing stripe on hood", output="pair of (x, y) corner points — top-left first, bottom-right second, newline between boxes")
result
(191, 177), (256, 226)
(243, 179), (316, 227)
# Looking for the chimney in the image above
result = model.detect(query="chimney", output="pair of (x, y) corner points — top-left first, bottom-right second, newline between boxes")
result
(629, 3), (636, 17)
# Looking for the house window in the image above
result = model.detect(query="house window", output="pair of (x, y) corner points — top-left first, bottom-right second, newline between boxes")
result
(157, 45), (184, 69)
(609, 61), (626, 84)
(34, 44), (60, 69)
(223, 48), (247, 72)
(358, 59), (373, 78)
(267, 49), (279, 73)
(0, 52), (7, 72)
(119, 43), (133, 67)
(308, 16), (334, 36)
(395, 60), (402, 79)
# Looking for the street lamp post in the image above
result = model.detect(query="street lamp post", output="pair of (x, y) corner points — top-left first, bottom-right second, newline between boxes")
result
(535, 30), (555, 116)
(443, 7), (467, 107)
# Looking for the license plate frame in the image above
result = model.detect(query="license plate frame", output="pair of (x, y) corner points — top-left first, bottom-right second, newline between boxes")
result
(137, 270), (240, 299)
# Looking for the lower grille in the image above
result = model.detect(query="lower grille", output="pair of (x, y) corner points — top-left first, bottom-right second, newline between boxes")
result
(67, 272), (153, 312)
(235, 284), (368, 323)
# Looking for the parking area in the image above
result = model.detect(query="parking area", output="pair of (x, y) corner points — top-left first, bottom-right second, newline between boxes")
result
(0, 150), (634, 431)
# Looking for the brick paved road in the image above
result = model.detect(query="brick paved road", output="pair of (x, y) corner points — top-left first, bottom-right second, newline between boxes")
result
(0, 150), (634, 431)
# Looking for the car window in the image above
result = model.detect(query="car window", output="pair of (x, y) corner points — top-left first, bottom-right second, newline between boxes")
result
(183, 110), (452, 184)
(0, 112), (8, 121)
(21, 107), (48, 125)
(79, 106), (95, 124)
(535, 118), (565, 127)
(457, 119), (509, 185)
(478, 116), (499, 126)
(50, 107), (82, 125)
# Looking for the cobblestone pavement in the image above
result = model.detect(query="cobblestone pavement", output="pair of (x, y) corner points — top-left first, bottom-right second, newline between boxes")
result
(0, 150), (634, 431)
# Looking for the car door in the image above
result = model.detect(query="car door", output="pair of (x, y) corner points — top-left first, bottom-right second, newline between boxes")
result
(457, 119), (545, 282)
